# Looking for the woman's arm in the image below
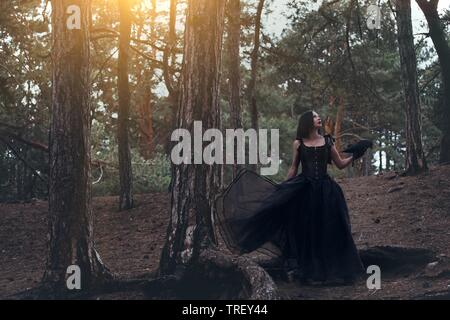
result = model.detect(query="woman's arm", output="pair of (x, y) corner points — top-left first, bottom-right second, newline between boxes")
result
(286, 140), (301, 179)
(330, 145), (354, 170)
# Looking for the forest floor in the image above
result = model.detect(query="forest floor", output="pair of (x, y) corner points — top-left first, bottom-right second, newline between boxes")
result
(1, 164), (450, 300)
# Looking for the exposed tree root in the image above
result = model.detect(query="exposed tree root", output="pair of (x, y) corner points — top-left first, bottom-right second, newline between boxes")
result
(197, 248), (279, 299)
(145, 248), (280, 300)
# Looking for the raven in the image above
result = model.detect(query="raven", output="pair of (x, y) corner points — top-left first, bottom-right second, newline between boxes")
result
(343, 139), (373, 165)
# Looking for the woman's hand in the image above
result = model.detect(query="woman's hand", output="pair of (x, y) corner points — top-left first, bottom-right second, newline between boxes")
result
(286, 166), (298, 180)
(330, 145), (354, 170)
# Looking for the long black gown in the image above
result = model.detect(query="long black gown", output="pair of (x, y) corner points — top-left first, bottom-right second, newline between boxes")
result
(216, 134), (365, 283)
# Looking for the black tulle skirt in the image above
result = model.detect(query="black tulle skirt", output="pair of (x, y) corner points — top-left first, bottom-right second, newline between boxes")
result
(216, 170), (365, 282)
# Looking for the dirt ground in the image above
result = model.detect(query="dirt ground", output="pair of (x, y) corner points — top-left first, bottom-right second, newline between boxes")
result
(1, 165), (449, 300)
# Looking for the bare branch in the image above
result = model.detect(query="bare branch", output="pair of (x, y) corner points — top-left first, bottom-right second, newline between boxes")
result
(0, 129), (49, 152)
(90, 27), (168, 52)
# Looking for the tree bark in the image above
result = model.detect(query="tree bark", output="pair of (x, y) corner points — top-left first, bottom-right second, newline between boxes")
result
(416, 0), (450, 164)
(334, 96), (344, 152)
(157, 2), (278, 299)
(379, 139), (383, 173)
(43, 0), (111, 294)
(386, 130), (391, 171)
(118, 0), (134, 210)
(394, 132), (398, 171)
(248, 0), (265, 132)
(163, 0), (180, 161)
(163, 0), (177, 99)
(226, 0), (243, 179)
(137, 85), (154, 159)
(395, 0), (428, 175)
(159, 0), (226, 275)
(137, 0), (156, 159)
(164, 0), (180, 193)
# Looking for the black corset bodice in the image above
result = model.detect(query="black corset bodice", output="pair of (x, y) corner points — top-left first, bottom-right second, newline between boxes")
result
(298, 137), (332, 180)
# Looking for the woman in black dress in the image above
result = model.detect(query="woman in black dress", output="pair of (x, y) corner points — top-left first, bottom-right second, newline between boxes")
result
(217, 110), (367, 285)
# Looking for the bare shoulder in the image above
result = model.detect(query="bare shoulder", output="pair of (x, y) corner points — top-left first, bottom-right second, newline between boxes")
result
(293, 139), (301, 149)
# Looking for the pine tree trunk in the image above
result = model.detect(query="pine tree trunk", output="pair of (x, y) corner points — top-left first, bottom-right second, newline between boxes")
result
(416, 0), (450, 164)
(165, 0), (180, 194)
(43, 0), (111, 294)
(394, 132), (398, 171)
(246, 0), (265, 174)
(248, 0), (265, 132)
(379, 151), (382, 173)
(118, 0), (133, 210)
(137, 1), (156, 160)
(156, 1), (278, 300)
(163, 0), (179, 160)
(159, 0), (226, 275)
(137, 88), (154, 159)
(395, 0), (428, 175)
(386, 130), (391, 171)
(334, 96), (344, 152)
(226, 0), (243, 179)
(163, 0), (177, 99)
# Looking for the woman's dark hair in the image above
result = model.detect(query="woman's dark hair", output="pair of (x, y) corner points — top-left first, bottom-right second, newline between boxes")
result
(296, 110), (314, 140)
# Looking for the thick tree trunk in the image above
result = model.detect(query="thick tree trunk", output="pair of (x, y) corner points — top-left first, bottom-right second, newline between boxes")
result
(43, 0), (111, 294)
(248, 0), (265, 132)
(118, 0), (133, 210)
(159, 0), (226, 275)
(416, 0), (450, 164)
(226, 0), (243, 179)
(395, 0), (428, 175)
(157, 0), (278, 299)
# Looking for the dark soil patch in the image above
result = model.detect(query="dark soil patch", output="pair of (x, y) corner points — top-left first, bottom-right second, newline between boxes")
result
(1, 165), (450, 299)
